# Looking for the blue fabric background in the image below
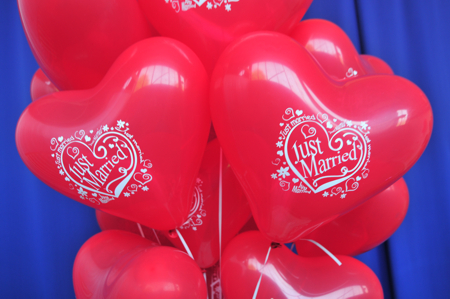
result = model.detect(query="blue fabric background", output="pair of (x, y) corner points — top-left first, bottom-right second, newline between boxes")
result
(1, 0), (449, 298)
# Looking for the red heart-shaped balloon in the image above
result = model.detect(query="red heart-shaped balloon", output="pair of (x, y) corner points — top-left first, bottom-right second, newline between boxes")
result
(291, 19), (400, 253)
(30, 69), (59, 101)
(16, 37), (210, 230)
(73, 230), (207, 299)
(138, 0), (313, 74)
(210, 32), (433, 243)
(95, 210), (174, 247)
(291, 19), (393, 80)
(221, 231), (384, 298)
(18, 0), (152, 90)
(296, 177), (409, 257)
(164, 139), (251, 268)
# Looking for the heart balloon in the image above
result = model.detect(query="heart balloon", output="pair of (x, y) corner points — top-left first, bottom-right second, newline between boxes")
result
(221, 231), (384, 298)
(360, 54), (394, 75)
(18, 0), (152, 90)
(138, 0), (313, 74)
(296, 177), (409, 257)
(16, 37), (210, 230)
(210, 32), (433, 243)
(164, 139), (251, 268)
(30, 69), (59, 101)
(291, 19), (393, 80)
(95, 210), (173, 247)
(73, 230), (207, 299)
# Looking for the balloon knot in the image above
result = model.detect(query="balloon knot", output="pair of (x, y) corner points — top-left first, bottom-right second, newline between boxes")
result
(270, 242), (282, 249)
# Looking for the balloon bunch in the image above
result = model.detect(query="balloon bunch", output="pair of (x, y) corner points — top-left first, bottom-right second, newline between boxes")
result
(16, 1), (433, 298)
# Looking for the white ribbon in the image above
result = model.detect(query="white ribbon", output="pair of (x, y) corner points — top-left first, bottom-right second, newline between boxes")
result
(252, 245), (273, 299)
(152, 228), (161, 245)
(175, 228), (208, 297)
(136, 223), (145, 238)
(203, 271), (209, 299)
(136, 223), (162, 246)
(299, 239), (342, 266)
(251, 239), (341, 298)
(218, 147), (223, 299)
(175, 228), (194, 259)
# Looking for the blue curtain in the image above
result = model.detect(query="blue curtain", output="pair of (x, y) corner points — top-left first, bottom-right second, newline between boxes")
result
(1, 0), (449, 298)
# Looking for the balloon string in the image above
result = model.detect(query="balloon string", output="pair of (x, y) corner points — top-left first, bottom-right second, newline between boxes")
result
(219, 147), (223, 299)
(299, 239), (342, 266)
(290, 243), (295, 251)
(152, 228), (161, 245)
(176, 228), (194, 259)
(203, 272), (209, 299)
(136, 223), (145, 239)
(252, 245), (272, 299)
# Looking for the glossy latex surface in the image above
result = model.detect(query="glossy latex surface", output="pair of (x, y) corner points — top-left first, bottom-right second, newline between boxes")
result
(360, 54), (394, 75)
(16, 37), (210, 230)
(73, 230), (207, 299)
(210, 32), (433, 243)
(291, 19), (393, 80)
(138, 0), (312, 74)
(95, 210), (173, 247)
(18, 0), (152, 90)
(221, 231), (384, 298)
(296, 178), (409, 256)
(30, 69), (59, 101)
(164, 139), (251, 268)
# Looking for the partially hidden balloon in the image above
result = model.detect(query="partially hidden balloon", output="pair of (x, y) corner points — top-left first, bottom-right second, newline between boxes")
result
(360, 54), (394, 75)
(164, 139), (251, 269)
(18, 0), (152, 90)
(95, 210), (173, 247)
(30, 69), (59, 101)
(239, 216), (259, 234)
(73, 230), (207, 299)
(210, 32), (433, 243)
(221, 231), (384, 298)
(16, 37), (210, 231)
(296, 177), (409, 257)
(138, 0), (313, 74)
(204, 263), (222, 299)
(291, 19), (393, 80)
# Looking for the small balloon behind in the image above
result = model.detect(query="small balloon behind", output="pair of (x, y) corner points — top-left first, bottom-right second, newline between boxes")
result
(73, 230), (207, 299)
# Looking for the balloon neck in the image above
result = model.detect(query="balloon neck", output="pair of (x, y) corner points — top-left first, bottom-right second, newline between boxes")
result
(270, 242), (282, 249)
(168, 229), (178, 238)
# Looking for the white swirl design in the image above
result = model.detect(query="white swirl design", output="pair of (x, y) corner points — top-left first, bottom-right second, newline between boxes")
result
(282, 108), (295, 121)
